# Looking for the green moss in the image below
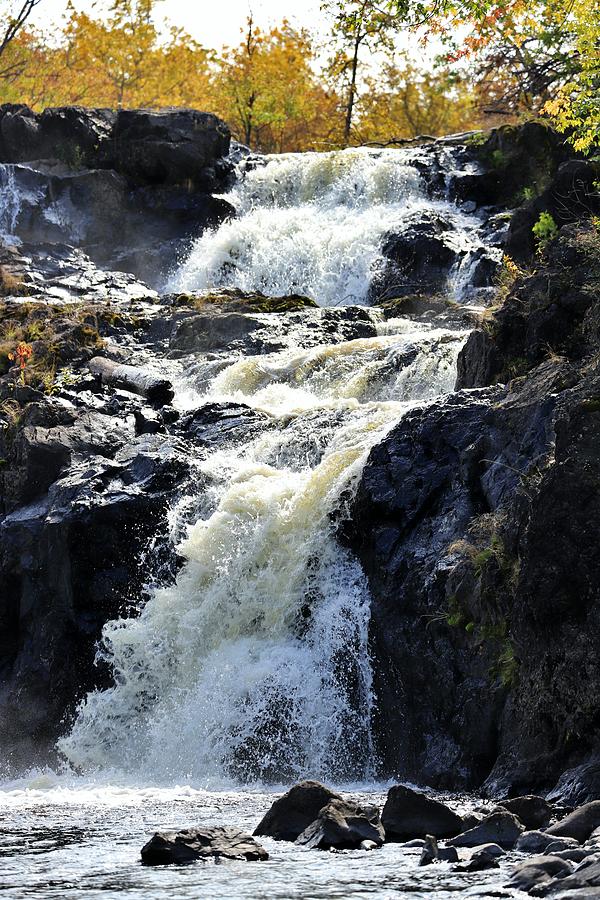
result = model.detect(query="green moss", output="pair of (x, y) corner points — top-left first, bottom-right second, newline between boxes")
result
(491, 640), (519, 688)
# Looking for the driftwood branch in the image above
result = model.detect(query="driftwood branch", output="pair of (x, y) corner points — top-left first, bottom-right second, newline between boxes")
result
(89, 357), (174, 406)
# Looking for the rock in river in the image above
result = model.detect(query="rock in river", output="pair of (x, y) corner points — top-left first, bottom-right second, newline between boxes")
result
(141, 826), (268, 865)
(254, 781), (341, 842)
(295, 798), (385, 851)
(382, 785), (464, 841)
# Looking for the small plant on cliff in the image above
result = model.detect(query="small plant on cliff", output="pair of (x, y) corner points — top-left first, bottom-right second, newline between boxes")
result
(8, 341), (32, 385)
(532, 211), (558, 250)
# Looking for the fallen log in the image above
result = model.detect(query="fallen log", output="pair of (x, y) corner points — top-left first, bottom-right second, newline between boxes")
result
(88, 356), (174, 406)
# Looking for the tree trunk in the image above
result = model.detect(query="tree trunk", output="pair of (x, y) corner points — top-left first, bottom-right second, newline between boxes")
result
(343, 34), (362, 147)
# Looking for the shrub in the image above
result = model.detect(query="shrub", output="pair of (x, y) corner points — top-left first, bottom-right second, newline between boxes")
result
(532, 211), (559, 248)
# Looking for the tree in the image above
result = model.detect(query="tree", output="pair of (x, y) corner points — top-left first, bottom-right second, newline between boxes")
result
(0, 0), (41, 80)
(212, 18), (340, 152)
(323, 0), (400, 145)
(356, 55), (481, 142)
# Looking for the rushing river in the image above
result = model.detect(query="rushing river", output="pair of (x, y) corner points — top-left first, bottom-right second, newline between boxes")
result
(1, 146), (513, 898)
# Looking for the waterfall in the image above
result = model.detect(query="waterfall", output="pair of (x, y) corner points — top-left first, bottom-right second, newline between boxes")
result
(168, 147), (494, 306)
(0, 165), (22, 240)
(60, 145), (485, 786)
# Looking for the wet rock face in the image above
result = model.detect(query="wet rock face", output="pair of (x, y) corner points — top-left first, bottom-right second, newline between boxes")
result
(0, 105), (233, 286)
(369, 215), (459, 303)
(0, 418), (190, 770)
(141, 826), (268, 865)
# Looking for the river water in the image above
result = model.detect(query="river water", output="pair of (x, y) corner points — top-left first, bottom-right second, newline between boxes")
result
(1, 147), (515, 898)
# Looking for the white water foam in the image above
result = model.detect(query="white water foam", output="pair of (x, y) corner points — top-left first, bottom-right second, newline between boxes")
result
(59, 324), (466, 786)
(169, 147), (491, 306)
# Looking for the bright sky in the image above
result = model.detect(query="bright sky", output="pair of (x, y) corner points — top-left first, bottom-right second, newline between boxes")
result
(33, 0), (327, 49)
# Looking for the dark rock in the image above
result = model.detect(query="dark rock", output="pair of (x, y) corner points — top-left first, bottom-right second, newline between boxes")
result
(134, 407), (164, 435)
(419, 835), (459, 865)
(0, 106), (115, 166)
(253, 781), (341, 842)
(141, 826), (268, 865)
(505, 160), (600, 264)
(381, 785), (464, 841)
(112, 108), (230, 190)
(545, 838), (582, 854)
(455, 846), (501, 871)
(497, 796), (552, 829)
(530, 855), (600, 896)
(518, 832), (568, 854)
(295, 798), (384, 850)
(447, 812), (524, 849)
(180, 402), (271, 447)
(369, 214), (459, 303)
(0, 428), (189, 769)
(551, 849), (590, 864)
(548, 759), (600, 807)
(509, 855), (574, 892)
(546, 803), (600, 843)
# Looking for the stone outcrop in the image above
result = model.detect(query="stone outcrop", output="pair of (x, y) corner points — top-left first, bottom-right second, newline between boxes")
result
(347, 211), (600, 794)
(0, 105), (233, 285)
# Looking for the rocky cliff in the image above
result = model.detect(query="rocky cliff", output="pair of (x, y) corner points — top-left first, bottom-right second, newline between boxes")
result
(348, 136), (600, 801)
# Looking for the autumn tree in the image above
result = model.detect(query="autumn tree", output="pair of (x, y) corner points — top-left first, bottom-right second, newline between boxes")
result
(0, 0), (41, 80)
(212, 18), (340, 152)
(356, 55), (481, 142)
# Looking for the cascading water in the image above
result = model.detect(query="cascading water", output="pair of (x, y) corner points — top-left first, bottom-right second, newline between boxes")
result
(60, 146), (489, 786)
(0, 165), (23, 241)
(168, 147), (496, 306)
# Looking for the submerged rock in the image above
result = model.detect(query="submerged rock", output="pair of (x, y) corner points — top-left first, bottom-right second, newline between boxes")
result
(381, 785), (464, 841)
(141, 826), (268, 865)
(295, 798), (384, 850)
(254, 781), (341, 842)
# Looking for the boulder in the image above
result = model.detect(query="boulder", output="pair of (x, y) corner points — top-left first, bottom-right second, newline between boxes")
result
(497, 795), (552, 829)
(141, 826), (268, 865)
(369, 214), (460, 303)
(509, 855), (574, 892)
(295, 798), (385, 850)
(546, 803), (600, 843)
(381, 785), (464, 841)
(254, 781), (341, 842)
(545, 838), (582, 854)
(180, 402), (271, 447)
(517, 831), (568, 854)
(548, 759), (600, 808)
(447, 812), (524, 849)
(531, 855), (600, 896)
